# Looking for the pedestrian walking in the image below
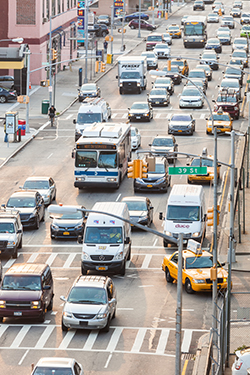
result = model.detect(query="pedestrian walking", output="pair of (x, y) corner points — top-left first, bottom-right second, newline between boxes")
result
(103, 40), (108, 53)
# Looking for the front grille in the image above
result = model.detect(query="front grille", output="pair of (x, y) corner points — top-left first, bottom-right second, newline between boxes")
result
(206, 278), (224, 284)
(20, 214), (31, 221)
(6, 301), (31, 309)
(173, 233), (192, 239)
(123, 82), (137, 88)
(0, 241), (8, 249)
(91, 255), (114, 261)
(73, 313), (96, 319)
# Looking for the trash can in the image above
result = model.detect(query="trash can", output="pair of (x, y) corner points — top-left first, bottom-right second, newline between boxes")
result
(41, 99), (50, 114)
(107, 54), (113, 64)
(18, 119), (26, 136)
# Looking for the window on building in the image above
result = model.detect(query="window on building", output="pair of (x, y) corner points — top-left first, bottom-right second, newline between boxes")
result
(67, 0), (70, 10)
(46, 0), (50, 18)
(62, 0), (64, 12)
(58, 0), (61, 13)
(16, 0), (36, 24)
(74, 0), (76, 6)
(71, 0), (73, 8)
(52, 0), (56, 16)
(42, 0), (45, 18)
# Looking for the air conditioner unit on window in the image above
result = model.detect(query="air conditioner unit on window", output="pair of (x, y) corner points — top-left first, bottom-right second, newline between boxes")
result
(43, 17), (48, 23)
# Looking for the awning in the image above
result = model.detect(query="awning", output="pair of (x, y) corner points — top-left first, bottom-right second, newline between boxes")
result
(0, 60), (24, 69)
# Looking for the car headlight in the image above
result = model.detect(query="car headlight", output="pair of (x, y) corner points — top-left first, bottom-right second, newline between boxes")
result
(223, 277), (227, 283)
(139, 215), (148, 220)
(156, 177), (166, 184)
(165, 231), (172, 236)
(42, 194), (50, 198)
(95, 311), (108, 319)
(234, 106), (238, 110)
(0, 301), (6, 308)
(114, 251), (124, 260)
(75, 224), (83, 230)
(145, 113), (149, 116)
(51, 224), (59, 230)
(193, 232), (200, 237)
(82, 251), (91, 260)
(63, 311), (73, 318)
(31, 301), (41, 309)
(7, 241), (16, 247)
(137, 82), (141, 86)
(119, 83), (123, 87)
(76, 177), (85, 181)
(193, 279), (206, 284)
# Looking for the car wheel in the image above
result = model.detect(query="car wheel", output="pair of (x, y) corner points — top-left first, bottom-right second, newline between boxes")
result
(81, 265), (88, 275)
(119, 87), (123, 95)
(120, 262), (126, 276)
(47, 296), (54, 311)
(130, 25), (135, 29)
(165, 267), (174, 283)
(53, 191), (56, 201)
(101, 31), (107, 37)
(12, 247), (18, 259)
(102, 317), (110, 332)
(0, 96), (7, 103)
(62, 319), (68, 332)
(163, 239), (168, 247)
(112, 308), (116, 319)
(38, 308), (46, 323)
(41, 209), (45, 222)
(18, 236), (22, 249)
(34, 216), (40, 230)
(185, 278), (194, 294)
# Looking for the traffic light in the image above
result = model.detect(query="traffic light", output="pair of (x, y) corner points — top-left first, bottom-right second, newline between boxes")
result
(127, 161), (135, 179)
(167, 60), (171, 71)
(52, 48), (58, 60)
(207, 205), (220, 226)
(134, 160), (142, 178)
(218, 8), (222, 16)
(141, 160), (148, 178)
(101, 61), (106, 72)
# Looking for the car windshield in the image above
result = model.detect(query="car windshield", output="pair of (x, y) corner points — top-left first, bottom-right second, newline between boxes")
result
(229, 59), (243, 66)
(210, 113), (231, 120)
(84, 226), (123, 244)
(218, 33), (230, 37)
(7, 197), (36, 208)
(232, 51), (246, 58)
(217, 96), (237, 103)
(234, 39), (247, 45)
(123, 200), (147, 211)
(131, 103), (148, 109)
(182, 88), (201, 96)
(242, 13), (250, 17)
(171, 115), (191, 121)
(67, 286), (107, 305)
(172, 61), (184, 67)
(208, 39), (219, 44)
(150, 89), (167, 95)
(185, 256), (222, 269)
(152, 138), (173, 147)
(0, 223), (15, 233)
(75, 150), (97, 168)
(120, 72), (140, 79)
(155, 78), (171, 84)
(167, 205), (200, 221)
(169, 26), (179, 30)
(98, 152), (117, 169)
(54, 211), (83, 220)
(77, 113), (102, 124)
(142, 53), (155, 58)
(208, 13), (217, 17)
(221, 80), (238, 88)
(187, 81), (203, 88)
(1, 275), (41, 291)
(163, 66), (179, 72)
(202, 53), (216, 59)
(33, 367), (73, 375)
(191, 159), (213, 167)
(147, 35), (162, 41)
(99, 15), (108, 19)
(155, 44), (169, 49)
(225, 68), (241, 75)
(23, 180), (49, 190)
(150, 164), (165, 174)
(81, 84), (96, 91)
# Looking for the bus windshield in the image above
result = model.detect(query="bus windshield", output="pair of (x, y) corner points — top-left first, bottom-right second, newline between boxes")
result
(75, 151), (97, 168)
(184, 24), (204, 36)
(98, 152), (117, 169)
(77, 113), (102, 124)
(167, 205), (200, 221)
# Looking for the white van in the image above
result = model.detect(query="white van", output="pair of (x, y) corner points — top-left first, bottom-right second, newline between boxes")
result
(73, 97), (111, 141)
(81, 202), (131, 276)
(159, 184), (206, 247)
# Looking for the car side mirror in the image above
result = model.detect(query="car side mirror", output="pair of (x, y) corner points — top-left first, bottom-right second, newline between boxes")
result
(128, 108), (130, 110)
(212, 99), (215, 103)
(150, 206), (154, 210)
(17, 229), (22, 234)
(144, 75), (146, 79)
(221, 262), (226, 267)
(119, 163), (123, 168)
(159, 212), (163, 220)
(43, 285), (51, 290)
(116, 75), (118, 79)
(218, 163), (221, 167)
(72, 148), (76, 159)
(78, 88), (80, 92)
(149, 143), (152, 146)
(73, 119), (76, 124)
(60, 296), (67, 302)
(222, 71), (224, 74)
(187, 163), (190, 166)
(175, 144), (178, 147)
(1, 204), (6, 209)
(124, 236), (130, 244)
(19, 186), (23, 189)
(77, 235), (83, 244)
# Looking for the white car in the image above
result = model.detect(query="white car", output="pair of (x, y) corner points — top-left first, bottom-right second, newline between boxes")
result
(153, 43), (171, 58)
(31, 357), (84, 375)
(131, 126), (141, 150)
(20, 176), (56, 205)
(207, 13), (219, 22)
(232, 348), (250, 375)
(141, 51), (158, 70)
(179, 87), (204, 108)
(221, 16), (235, 28)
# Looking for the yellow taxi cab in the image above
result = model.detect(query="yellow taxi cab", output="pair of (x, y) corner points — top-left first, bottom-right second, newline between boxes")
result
(167, 24), (182, 38)
(206, 108), (233, 135)
(162, 242), (228, 294)
(171, 58), (189, 76)
(187, 148), (221, 184)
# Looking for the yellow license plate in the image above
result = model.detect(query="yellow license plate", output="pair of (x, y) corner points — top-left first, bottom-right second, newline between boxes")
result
(63, 232), (70, 235)
(98, 267), (106, 271)
(178, 130), (182, 132)
(147, 184), (153, 187)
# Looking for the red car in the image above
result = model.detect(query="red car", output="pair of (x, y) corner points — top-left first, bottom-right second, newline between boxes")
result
(129, 19), (156, 31)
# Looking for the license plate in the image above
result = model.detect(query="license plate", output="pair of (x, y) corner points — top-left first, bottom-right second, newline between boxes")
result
(98, 266), (107, 271)
(14, 312), (22, 316)
(136, 116), (141, 119)
(178, 130), (182, 132)
(63, 231), (70, 235)
(155, 102), (159, 104)
(147, 184), (153, 187)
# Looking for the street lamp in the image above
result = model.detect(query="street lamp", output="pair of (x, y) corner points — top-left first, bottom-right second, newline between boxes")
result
(138, 0), (142, 38)
(0, 38), (23, 44)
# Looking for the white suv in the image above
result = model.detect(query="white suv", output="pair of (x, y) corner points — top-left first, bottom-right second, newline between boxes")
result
(0, 209), (23, 258)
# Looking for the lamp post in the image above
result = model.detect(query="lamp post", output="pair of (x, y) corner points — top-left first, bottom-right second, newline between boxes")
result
(84, 0), (89, 83)
(25, 49), (31, 133)
(138, 0), (141, 38)
(0, 38), (23, 44)
(111, 5), (114, 55)
(152, 0), (155, 26)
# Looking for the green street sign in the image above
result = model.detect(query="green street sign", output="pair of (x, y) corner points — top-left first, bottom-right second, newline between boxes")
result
(247, 80), (250, 83)
(169, 166), (207, 175)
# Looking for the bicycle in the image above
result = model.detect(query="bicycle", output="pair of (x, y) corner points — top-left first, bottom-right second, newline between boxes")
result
(49, 114), (56, 127)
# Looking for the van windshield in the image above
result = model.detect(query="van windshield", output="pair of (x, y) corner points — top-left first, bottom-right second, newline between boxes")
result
(2, 275), (41, 290)
(85, 227), (123, 244)
(77, 112), (102, 124)
(121, 72), (140, 79)
(33, 368), (73, 375)
(167, 205), (200, 221)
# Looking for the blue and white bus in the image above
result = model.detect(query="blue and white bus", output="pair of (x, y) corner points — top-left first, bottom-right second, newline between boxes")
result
(183, 16), (207, 48)
(74, 123), (131, 189)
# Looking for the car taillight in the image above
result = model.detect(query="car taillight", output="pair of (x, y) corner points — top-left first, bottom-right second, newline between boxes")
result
(235, 360), (243, 370)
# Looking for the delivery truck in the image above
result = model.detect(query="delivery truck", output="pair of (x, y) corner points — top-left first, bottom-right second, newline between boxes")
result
(116, 56), (147, 94)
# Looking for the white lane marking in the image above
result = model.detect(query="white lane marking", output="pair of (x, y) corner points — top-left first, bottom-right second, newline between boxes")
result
(117, 308), (134, 310)
(18, 349), (29, 365)
(106, 327), (123, 352)
(27, 253), (38, 263)
(182, 309), (194, 312)
(83, 331), (98, 350)
(200, 113), (205, 119)
(116, 193), (121, 202)
(10, 325), (31, 348)
(46, 253), (57, 266)
(167, 113), (172, 119)
(141, 254), (152, 269)
(47, 153), (53, 159)
(3, 258), (16, 269)
(21, 245), (167, 249)
(138, 285), (154, 288)
(156, 329), (170, 355)
(54, 277), (69, 280)
(156, 113), (161, 118)
(153, 238), (158, 246)
(104, 353), (113, 368)
(35, 325), (55, 349)
(51, 311), (57, 315)
(111, 113), (117, 118)
(0, 324), (9, 337)
(131, 328), (147, 353)
(181, 329), (193, 353)
(65, 114), (73, 120)
(58, 330), (76, 350)
(122, 113), (127, 119)
(63, 253), (76, 268)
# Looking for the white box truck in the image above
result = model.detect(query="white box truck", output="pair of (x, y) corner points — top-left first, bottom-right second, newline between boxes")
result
(116, 56), (147, 95)
(159, 184), (206, 247)
(81, 202), (131, 276)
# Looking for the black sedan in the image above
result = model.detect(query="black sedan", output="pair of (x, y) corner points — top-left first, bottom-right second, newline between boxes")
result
(0, 87), (17, 103)
(50, 205), (86, 240)
(78, 83), (101, 102)
(162, 66), (182, 84)
(88, 24), (109, 37)
(125, 12), (149, 22)
(121, 196), (154, 227)
(205, 38), (222, 53)
(147, 88), (170, 106)
(128, 102), (153, 122)
(134, 158), (170, 193)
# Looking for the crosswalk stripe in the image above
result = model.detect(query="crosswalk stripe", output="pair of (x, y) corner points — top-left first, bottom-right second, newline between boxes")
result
(83, 331), (98, 350)
(122, 113), (127, 119)
(10, 325), (31, 348)
(35, 325), (55, 349)
(131, 328), (147, 353)
(111, 113), (117, 118)
(46, 253), (58, 266)
(63, 253), (76, 268)
(3, 259), (16, 269)
(58, 330), (76, 350)
(156, 329), (170, 355)
(155, 113), (161, 118)
(181, 329), (193, 353)
(106, 327), (123, 352)
(0, 325), (8, 338)
(141, 254), (152, 269)
(27, 253), (38, 263)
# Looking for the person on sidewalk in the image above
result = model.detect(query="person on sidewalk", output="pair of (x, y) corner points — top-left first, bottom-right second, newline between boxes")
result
(48, 105), (56, 127)
(103, 40), (108, 54)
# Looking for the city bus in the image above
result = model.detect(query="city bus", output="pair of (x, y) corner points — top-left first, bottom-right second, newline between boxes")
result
(183, 16), (207, 48)
(73, 122), (131, 189)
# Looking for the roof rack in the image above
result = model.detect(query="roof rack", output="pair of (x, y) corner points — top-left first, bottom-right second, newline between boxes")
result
(81, 97), (104, 105)
(0, 207), (20, 218)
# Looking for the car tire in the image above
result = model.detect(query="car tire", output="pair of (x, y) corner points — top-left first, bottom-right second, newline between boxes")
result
(130, 25), (135, 29)
(163, 239), (168, 247)
(41, 210), (45, 222)
(12, 247), (18, 259)
(47, 296), (54, 311)
(185, 278), (194, 294)
(18, 236), (22, 249)
(165, 267), (174, 283)
(34, 216), (40, 230)
(0, 317), (3, 323)
(38, 308), (46, 323)
(127, 245), (131, 260)
(81, 265), (88, 275)
(119, 88), (123, 95)
(112, 308), (116, 319)
(101, 31), (107, 37)
(62, 319), (68, 332)
(53, 191), (56, 201)
(120, 262), (126, 276)
(102, 317), (110, 332)
(0, 96), (7, 103)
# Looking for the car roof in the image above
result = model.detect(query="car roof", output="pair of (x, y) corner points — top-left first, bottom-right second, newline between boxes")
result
(35, 357), (75, 368)
(6, 263), (48, 276)
(74, 275), (108, 288)
(24, 176), (50, 181)
(182, 249), (213, 259)
(122, 196), (147, 202)
(9, 190), (39, 198)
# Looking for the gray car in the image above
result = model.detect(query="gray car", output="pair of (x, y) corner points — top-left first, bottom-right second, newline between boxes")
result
(168, 113), (196, 135)
(61, 275), (117, 332)
(121, 196), (154, 227)
(0, 209), (23, 259)
(179, 87), (204, 109)
(21, 176), (56, 205)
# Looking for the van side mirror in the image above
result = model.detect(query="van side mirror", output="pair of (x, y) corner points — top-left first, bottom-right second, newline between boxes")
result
(72, 148), (76, 159)
(17, 229), (22, 234)
(124, 236), (130, 244)
(73, 119), (76, 124)
(159, 212), (163, 220)
(19, 186), (23, 189)
(116, 75), (118, 79)
(43, 285), (51, 290)
(1, 204), (6, 209)
(77, 235), (83, 244)
(60, 295), (67, 302)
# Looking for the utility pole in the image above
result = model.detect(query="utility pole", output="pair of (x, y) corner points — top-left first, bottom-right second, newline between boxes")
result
(138, 0), (142, 38)
(84, 0), (89, 83)
(152, 0), (155, 26)
(49, 16), (53, 106)
(247, 92), (250, 187)
(175, 233), (183, 375)
(111, 5), (114, 55)
(25, 49), (31, 133)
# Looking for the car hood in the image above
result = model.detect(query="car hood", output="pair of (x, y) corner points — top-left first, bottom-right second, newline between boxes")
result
(180, 95), (202, 100)
(0, 290), (41, 300)
(149, 94), (167, 100)
(8, 207), (36, 214)
(146, 57), (157, 62)
(52, 218), (83, 227)
(64, 302), (106, 315)
(130, 108), (149, 114)
(129, 210), (148, 217)
(151, 146), (174, 152)
(170, 120), (192, 127)
(207, 120), (231, 126)
(23, 188), (50, 197)
(0, 233), (16, 241)
(155, 48), (170, 52)
(154, 83), (170, 88)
